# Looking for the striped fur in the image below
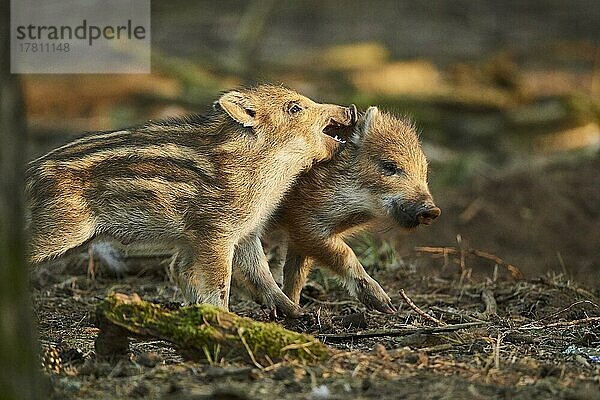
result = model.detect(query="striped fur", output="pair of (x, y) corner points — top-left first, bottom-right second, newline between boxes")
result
(26, 85), (355, 312)
(235, 107), (439, 314)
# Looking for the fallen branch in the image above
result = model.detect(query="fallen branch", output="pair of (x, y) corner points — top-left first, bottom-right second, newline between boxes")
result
(518, 316), (600, 330)
(95, 293), (327, 364)
(537, 300), (600, 322)
(429, 306), (485, 323)
(400, 289), (445, 326)
(415, 246), (524, 278)
(317, 321), (487, 341)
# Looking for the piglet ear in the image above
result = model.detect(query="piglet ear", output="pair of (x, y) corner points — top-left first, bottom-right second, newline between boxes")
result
(351, 106), (378, 144)
(217, 90), (256, 127)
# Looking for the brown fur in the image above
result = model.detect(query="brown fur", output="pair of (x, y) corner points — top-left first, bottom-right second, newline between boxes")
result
(26, 85), (356, 312)
(234, 107), (440, 314)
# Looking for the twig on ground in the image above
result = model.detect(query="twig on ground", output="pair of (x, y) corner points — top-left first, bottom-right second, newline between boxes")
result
(400, 289), (445, 326)
(263, 361), (284, 372)
(415, 246), (524, 278)
(317, 321), (487, 341)
(540, 300), (600, 322)
(237, 328), (264, 370)
(419, 343), (455, 354)
(518, 316), (600, 330)
(481, 289), (498, 316)
(429, 306), (485, 323)
(494, 334), (502, 370)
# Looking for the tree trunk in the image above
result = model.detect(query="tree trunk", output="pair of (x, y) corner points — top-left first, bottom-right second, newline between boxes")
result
(0, 0), (42, 397)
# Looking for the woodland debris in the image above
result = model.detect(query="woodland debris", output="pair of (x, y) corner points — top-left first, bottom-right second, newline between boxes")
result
(415, 246), (524, 279)
(317, 321), (487, 341)
(481, 289), (498, 316)
(518, 316), (600, 330)
(95, 293), (327, 365)
(400, 289), (445, 326)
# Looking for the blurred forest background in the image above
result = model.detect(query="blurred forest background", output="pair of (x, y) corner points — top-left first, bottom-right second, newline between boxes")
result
(23, 0), (600, 286)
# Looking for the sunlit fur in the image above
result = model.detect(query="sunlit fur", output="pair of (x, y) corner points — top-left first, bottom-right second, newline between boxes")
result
(235, 107), (438, 314)
(26, 85), (354, 312)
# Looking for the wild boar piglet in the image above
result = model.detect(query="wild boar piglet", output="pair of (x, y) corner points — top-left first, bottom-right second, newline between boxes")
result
(26, 85), (357, 311)
(234, 106), (439, 314)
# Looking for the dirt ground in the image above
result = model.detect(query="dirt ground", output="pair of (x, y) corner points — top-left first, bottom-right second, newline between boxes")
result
(395, 154), (600, 288)
(33, 155), (599, 400)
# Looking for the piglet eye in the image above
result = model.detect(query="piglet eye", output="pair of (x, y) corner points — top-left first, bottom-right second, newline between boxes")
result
(380, 160), (397, 176)
(289, 103), (302, 114)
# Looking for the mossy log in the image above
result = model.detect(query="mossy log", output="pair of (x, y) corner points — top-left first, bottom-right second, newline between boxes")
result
(95, 293), (328, 364)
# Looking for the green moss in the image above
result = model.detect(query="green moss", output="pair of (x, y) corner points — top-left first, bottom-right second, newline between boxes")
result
(97, 293), (328, 364)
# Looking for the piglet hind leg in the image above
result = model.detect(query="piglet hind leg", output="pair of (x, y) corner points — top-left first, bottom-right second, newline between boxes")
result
(282, 250), (314, 306)
(171, 241), (234, 310)
(233, 234), (302, 318)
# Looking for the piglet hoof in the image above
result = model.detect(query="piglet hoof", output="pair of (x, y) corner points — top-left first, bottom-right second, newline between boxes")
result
(276, 301), (303, 319)
(264, 304), (303, 321)
(355, 277), (396, 314)
(264, 293), (303, 319)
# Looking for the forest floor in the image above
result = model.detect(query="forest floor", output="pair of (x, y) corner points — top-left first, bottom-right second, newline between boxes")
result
(34, 258), (600, 399)
(33, 156), (600, 400)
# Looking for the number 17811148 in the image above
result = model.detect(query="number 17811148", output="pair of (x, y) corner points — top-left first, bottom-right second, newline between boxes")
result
(19, 42), (71, 53)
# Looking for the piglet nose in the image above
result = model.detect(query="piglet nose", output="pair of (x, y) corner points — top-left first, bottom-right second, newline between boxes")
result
(417, 205), (441, 225)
